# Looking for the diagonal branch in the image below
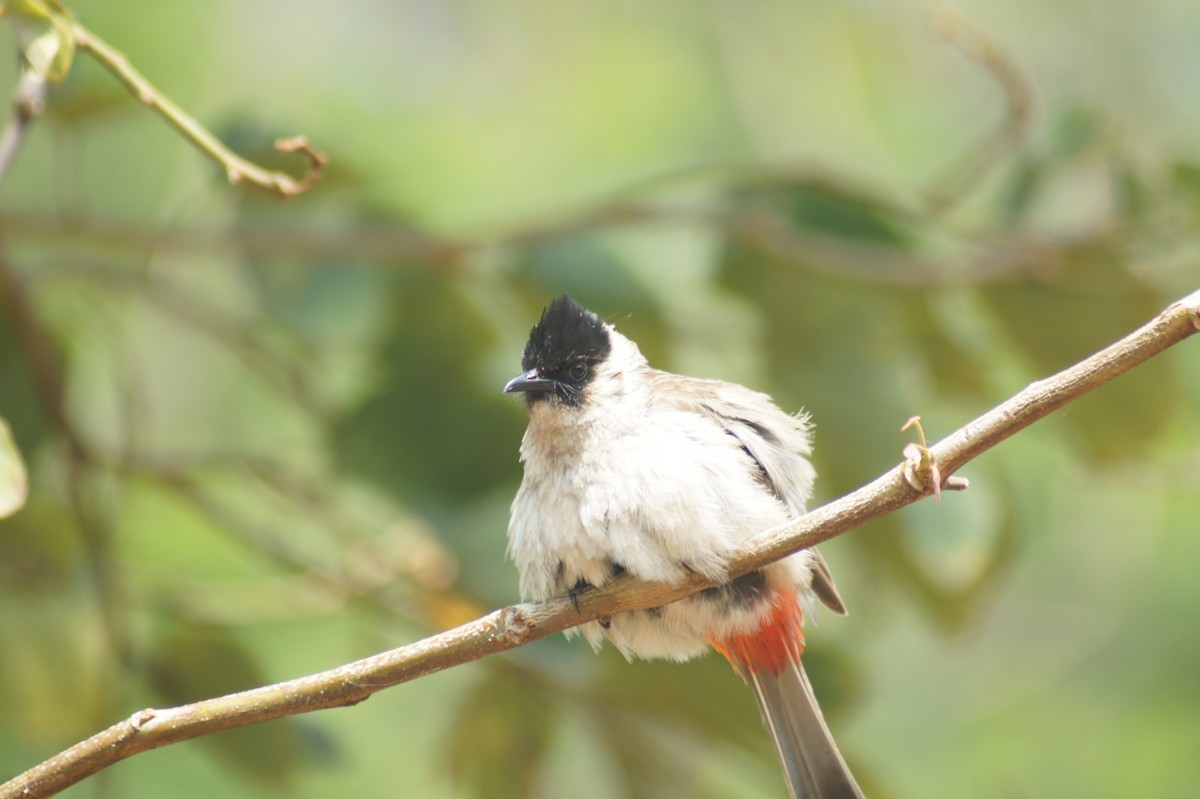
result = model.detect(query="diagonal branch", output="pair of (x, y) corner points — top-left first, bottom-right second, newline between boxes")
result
(72, 23), (326, 199)
(3, 287), (1199, 799)
(923, 7), (1033, 214)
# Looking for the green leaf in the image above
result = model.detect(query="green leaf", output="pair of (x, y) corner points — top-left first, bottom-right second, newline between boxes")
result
(1110, 157), (1147, 223)
(892, 475), (1020, 631)
(981, 257), (1179, 462)
(1170, 161), (1200, 200)
(0, 418), (27, 518)
(716, 237), (919, 496)
(1047, 108), (1104, 161)
(897, 293), (990, 399)
(520, 237), (650, 313)
(516, 242), (668, 364)
(781, 181), (911, 246)
(997, 157), (1044, 228)
(333, 275), (523, 509)
(442, 671), (557, 799)
(2, 0), (76, 82)
(148, 624), (310, 784)
(733, 178), (914, 248)
(1168, 161), (1200, 229)
(595, 653), (767, 754)
(0, 494), (78, 593)
(589, 700), (699, 799)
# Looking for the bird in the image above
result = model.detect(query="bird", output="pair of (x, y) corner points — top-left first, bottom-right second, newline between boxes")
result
(504, 294), (863, 799)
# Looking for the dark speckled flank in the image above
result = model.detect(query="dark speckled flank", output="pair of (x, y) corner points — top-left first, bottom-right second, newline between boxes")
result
(641, 570), (767, 622)
(701, 569), (767, 606)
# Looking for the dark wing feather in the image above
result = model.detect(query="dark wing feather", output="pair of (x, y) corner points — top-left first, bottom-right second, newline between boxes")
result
(647, 370), (848, 615)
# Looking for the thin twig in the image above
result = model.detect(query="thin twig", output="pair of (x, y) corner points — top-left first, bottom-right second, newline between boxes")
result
(3, 286), (1198, 799)
(0, 252), (86, 459)
(72, 23), (326, 200)
(3, 202), (1080, 288)
(924, 7), (1034, 215)
(0, 253), (132, 672)
(0, 67), (48, 186)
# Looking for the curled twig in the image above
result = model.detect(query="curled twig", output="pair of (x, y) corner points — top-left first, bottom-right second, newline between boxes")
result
(901, 415), (943, 503)
(925, 6), (1033, 214)
(273, 135), (327, 195)
(72, 23), (325, 199)
(899, 416), (969, 503)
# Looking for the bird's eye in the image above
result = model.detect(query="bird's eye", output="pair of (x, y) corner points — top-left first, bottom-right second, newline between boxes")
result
(568, 362), (588, 381)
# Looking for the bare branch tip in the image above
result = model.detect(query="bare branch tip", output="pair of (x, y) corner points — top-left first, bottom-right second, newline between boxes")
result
(272, 135), (328, 197)
(1162, 292), (1200, 330)
(928, 5), (962, 39)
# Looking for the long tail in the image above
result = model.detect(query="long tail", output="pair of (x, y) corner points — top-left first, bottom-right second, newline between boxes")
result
(712, 590), (863, 799)
(748, 659), (863, 799)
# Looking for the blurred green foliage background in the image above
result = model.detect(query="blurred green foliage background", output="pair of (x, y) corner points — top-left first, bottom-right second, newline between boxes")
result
(1, 1), (1199, 797)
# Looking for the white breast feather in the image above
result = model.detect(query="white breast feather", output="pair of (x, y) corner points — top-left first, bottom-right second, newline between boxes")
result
(507, 327), (820, 660)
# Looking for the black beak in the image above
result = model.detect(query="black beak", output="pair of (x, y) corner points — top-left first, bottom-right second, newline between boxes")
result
(504, 369), (556, 394)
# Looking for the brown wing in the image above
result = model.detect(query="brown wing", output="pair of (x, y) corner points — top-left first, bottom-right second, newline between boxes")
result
(808, 549), (847, 616)
(647, 369), (848, 615)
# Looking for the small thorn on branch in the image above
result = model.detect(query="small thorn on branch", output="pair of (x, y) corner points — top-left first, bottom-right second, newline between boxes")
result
(129, 709), (157, 730)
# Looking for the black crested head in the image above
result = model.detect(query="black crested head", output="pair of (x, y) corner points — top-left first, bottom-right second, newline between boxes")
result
(522, 295), (610, 372)
(517, 295), (611, 407)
